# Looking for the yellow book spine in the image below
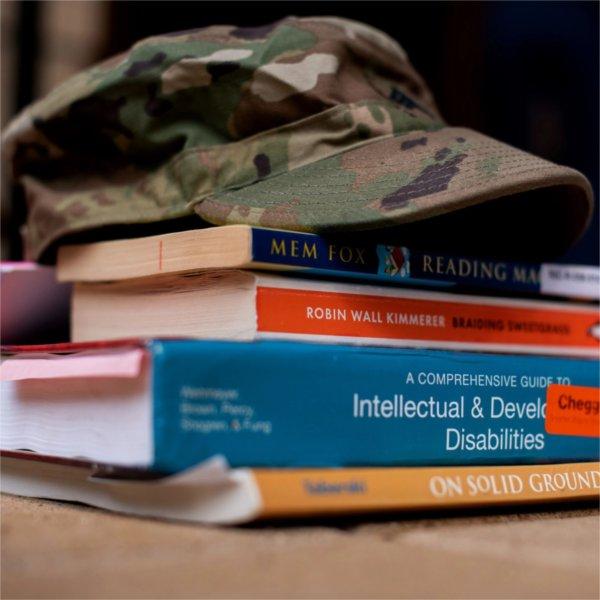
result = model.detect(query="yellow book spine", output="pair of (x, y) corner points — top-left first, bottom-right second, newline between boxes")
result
(253, 462), (600, 518)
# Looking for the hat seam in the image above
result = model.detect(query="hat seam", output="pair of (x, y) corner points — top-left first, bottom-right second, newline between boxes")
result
(163, 101), (444, 206)
(175, 99), (439, 157)
(203, 154), (569, 200)
(240, 155), (550, 188)
(185, 133), (550, 208)
(196, 132), (553, 196)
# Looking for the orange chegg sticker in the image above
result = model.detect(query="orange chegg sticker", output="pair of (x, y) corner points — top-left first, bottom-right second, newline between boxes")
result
(545, 384), (600, 438)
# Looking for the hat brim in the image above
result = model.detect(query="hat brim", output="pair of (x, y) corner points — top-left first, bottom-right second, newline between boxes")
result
(195, 126), (593, 259)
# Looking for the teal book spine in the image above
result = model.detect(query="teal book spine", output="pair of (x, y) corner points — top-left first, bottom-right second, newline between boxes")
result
(150, 340), (599, 472)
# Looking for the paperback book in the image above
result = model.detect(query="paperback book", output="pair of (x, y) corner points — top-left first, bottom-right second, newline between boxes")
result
(57, 225), (600, 300)
(70, 270), (600, 356)
(2, 453), (598, 524)
(2, 340), (598, 472)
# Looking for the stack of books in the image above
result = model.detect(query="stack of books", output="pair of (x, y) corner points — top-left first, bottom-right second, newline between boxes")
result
(1, 226), (599, 524)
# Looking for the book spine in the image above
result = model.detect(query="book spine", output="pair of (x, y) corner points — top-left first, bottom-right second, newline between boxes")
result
(255, 285), (599, 355)
(250, 228), (599, 298)
(253, 462), (600, 518)
(150, 341), (599, 472)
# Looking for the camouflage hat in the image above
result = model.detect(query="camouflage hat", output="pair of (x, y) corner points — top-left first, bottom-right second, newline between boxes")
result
(3, 16), (594, 260)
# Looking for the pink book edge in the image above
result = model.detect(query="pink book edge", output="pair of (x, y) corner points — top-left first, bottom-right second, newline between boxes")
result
(0, 349), (146, 381)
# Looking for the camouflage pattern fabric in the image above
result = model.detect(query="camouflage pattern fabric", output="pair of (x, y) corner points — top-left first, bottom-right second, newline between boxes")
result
(2, 16), (593, 259)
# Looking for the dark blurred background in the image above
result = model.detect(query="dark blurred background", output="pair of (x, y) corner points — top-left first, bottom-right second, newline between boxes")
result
(1, 1), (598, 264)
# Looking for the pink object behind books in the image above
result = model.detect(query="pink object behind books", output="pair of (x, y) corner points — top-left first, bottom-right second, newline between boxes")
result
(1, 262), (71, 344)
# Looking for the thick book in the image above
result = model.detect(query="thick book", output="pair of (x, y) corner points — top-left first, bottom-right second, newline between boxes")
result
(70, 270), (599, 356)
(1, 340), (598, 472)
(2, 454), (598, 524)
(56, 225), (600, 300)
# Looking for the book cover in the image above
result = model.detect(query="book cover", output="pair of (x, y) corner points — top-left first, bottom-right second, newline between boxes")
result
(251, 228), (600, 299)
(3, 340), (597, 471)
(71, 271), (600, 356)
(57, 225), (600, 300)
(2, 454), (598, 524)
(254, 462), (600, 518)
(254, 277), (599, 356)
(149, 340), (599, 471)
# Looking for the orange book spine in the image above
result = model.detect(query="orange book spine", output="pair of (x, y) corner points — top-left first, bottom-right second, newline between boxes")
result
(256, 286), (598, 353)
(253, 462), (600, 518)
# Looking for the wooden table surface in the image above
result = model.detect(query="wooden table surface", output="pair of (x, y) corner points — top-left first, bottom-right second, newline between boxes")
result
(2, 494), (598, 599)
